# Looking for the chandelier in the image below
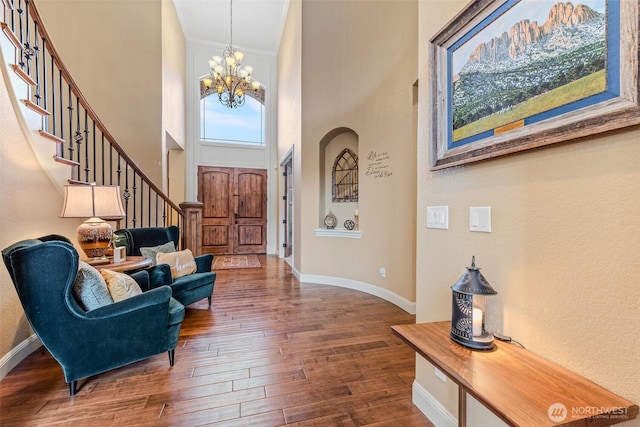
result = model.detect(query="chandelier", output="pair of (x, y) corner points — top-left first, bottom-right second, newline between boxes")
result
(205, 0), (260, 109)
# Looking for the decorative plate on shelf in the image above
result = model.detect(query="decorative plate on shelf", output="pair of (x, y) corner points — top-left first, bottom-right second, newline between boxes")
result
(344, 220), (355, 230)
(324, 211), (337, 229)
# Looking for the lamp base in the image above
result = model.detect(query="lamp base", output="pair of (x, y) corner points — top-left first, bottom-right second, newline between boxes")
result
(77, 218), (113, 260)
(450, 332), (496, 350)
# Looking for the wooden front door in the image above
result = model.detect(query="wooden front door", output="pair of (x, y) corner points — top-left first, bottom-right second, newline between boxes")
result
(198, 167), (267, 255)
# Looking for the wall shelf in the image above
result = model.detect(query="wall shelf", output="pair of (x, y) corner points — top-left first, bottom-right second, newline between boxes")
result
(314, 229), (361, 239)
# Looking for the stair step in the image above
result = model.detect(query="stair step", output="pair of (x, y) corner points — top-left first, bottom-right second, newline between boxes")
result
(1, 22), (21, 50)
(22, 99), (50, 116)
(53, 155), (79, 168)
(39, 130), (65, 145)
(11, 64), (37, 86)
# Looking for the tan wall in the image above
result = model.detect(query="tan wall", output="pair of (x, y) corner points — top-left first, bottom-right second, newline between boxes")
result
(0, 69), (79, 363)
(298, 0), (418, 302)
(162, 0), (186, 199)
(277, 0), (302, 270)
(36, 0), (164, 184)
(417, 1), (640, 423)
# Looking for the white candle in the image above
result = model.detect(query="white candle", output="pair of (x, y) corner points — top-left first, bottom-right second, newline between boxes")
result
(472, 308), (483, 337)
(354, 209), (359, 216)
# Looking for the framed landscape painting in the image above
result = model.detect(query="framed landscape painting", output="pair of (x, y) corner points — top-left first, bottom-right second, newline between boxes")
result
(429, 0), (639, 170)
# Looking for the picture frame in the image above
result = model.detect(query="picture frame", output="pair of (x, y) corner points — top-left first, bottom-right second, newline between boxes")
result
(113, 246), (126, 263)
(429, 0), (639, 170)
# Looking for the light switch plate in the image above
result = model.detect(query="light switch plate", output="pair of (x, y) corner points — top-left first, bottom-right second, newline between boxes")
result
(427, 206), (448, 229)
(470, 207), (491, 232)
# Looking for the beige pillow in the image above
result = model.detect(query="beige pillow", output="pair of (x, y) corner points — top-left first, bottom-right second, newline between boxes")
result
(156, 249), (197, 279)
(100, 269), (143, 302)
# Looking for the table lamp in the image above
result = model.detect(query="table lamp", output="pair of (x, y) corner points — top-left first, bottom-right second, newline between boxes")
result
(450, 256), (497, 350)
(60, 183), (125, 260)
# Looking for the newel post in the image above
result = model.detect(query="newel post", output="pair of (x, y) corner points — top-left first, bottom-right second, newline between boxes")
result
(179, 201), (203, 255)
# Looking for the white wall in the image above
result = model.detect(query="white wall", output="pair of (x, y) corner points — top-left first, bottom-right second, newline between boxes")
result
(184, 40), (278, 254)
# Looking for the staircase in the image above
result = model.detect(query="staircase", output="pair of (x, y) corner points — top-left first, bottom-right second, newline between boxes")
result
(1, 0), (184, 230)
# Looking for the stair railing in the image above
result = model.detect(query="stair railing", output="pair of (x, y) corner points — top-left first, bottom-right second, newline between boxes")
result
(1, 0), (184, 230)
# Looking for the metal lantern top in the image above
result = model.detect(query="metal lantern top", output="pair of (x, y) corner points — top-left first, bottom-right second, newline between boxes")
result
(450, 256), (497, 296)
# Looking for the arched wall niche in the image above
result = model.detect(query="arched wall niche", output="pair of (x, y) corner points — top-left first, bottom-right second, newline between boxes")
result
(318, 127), (359, 229)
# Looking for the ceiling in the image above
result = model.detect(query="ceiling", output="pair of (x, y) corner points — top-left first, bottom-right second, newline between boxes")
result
(173, 0), (290, 56)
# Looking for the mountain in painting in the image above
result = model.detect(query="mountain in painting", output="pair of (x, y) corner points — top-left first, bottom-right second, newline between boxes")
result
(453, 2), (605, 134)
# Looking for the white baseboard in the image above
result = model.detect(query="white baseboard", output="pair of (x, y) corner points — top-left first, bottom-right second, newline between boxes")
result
(412, 380), (457, 427)
(0, 334), (41, 381)
(298, 273), (416, 315)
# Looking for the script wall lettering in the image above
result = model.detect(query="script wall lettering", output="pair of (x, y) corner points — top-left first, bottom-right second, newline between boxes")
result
(365, 151), (393, 179)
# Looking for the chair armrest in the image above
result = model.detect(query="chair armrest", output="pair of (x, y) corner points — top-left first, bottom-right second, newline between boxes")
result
(195, 254), (213, 273)
(85, 286), (172, 319)
(146, 264), (173, 288)
(129, 270), (150, 292)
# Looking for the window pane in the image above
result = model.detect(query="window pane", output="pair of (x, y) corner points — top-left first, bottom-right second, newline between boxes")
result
(201, 94), (265, 145)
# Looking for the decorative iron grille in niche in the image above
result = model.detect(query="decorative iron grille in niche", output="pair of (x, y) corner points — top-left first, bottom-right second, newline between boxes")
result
(332, 148), (358, 202)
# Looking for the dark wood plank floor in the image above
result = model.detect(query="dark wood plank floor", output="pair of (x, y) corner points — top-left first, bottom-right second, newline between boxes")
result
(0, 255), (432, 426)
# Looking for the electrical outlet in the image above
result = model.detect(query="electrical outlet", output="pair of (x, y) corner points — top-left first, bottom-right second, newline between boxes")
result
(379, 268), (386, 277)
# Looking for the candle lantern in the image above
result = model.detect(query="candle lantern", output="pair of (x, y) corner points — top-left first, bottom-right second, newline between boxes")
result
(450, 256), (497, 350)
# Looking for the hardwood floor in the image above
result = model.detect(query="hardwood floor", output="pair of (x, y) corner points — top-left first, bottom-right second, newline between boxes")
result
(0, 256), (432, 426)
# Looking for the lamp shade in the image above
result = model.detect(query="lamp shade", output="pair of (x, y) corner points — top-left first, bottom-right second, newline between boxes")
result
(60, 184), (125, 260)
(60, 185), (125, 219)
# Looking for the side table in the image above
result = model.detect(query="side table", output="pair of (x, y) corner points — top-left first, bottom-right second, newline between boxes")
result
(87, 256), (151, 273)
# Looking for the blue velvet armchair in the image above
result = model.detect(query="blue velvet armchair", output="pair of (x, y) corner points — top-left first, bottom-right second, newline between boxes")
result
(2, 239), (185, 396)
(114, 226), (216, 308)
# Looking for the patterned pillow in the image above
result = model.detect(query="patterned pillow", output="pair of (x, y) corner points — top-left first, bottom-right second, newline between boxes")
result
(156, 249), (197, 279)
(139, 241), (176, 266)
(73, 261), (114, 311)
(100, 269), (143, 302)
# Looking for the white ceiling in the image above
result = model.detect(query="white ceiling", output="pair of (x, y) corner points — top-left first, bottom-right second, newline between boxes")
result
(173, 0), (290, 56)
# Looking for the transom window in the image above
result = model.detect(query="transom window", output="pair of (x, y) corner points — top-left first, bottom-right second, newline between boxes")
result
(199, 79), (266, 145)
(332, 148), (358, 202)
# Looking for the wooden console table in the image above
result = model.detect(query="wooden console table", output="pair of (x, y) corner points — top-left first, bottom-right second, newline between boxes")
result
(392, 321), (638, 427)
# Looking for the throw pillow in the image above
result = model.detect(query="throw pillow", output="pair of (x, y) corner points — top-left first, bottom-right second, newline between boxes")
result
(73, 261), (114, 311)
(156, 249), (197, 279)
(101, 269), (143, 302)
(139, 241), (176, 266)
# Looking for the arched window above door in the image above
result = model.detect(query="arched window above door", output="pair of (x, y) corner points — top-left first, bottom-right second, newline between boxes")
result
(199, 79), (266, 146)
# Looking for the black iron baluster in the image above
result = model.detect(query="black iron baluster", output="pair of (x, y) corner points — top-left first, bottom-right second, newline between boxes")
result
(91, 121), (97, 183)
(154, 193), (159, 226)
(59, 70), (65, 157)
(72, 94), (82, 178)
(22, 0), (33, 75)
(33, 20), (40, 106)
(83, 109), (89, 182)
(162, 199), (167, 226)
(41, 37), (48, 132)
(16, 0), (24, 68)
(131, 173), (137, 227)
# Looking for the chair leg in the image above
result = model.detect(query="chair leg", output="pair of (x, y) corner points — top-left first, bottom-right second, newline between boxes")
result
(207, 296), (212, 307)
(168, 349), (175, 366)
(69, 380), (77, 396)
